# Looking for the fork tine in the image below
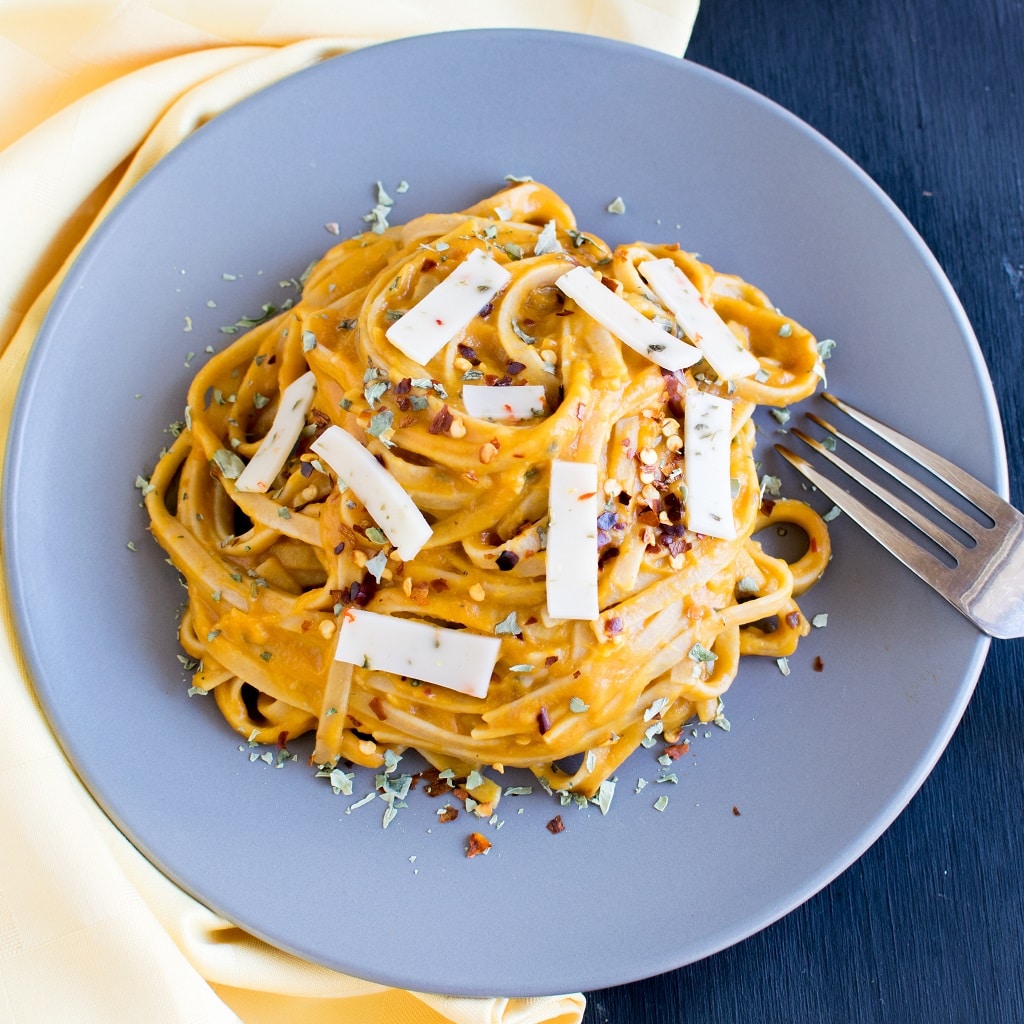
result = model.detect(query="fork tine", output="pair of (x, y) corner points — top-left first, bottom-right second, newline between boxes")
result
(805, 410), (981, 537)
(821, 392), (1006, 523)
(775, 442), (956, 596)
(784, 428), (964, 556)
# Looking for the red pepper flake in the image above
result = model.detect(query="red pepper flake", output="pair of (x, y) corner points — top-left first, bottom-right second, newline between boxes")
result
(395, 378), (412, 395)
(812, 655), (825, 672)
(276, 731), (290, 750)
(599, 275), (617, 292)
(785, 611), (802, 629)
(544, 655), (559, 667)
(496, 550), (520, 571)
(300, 619), (312, 633)
(438, 805), (459, 823)
(732, 805), (742, 816)
(333, 541), (346, 555)
(353, 572), (377, 607)
(429, 404), (454, 435)
(506, 360), (526, 375)
(578, 491), (597, 501)
(810, 536), (819, 552)
(419, 768), (450, 797)
(663, 741), (690, 761)
(604, 616), (624, 636)
(536, 707), (551, 734)
(421, 258), (437, 272)
(466, 832), (492, 857)
(458, 343), (481, 365)
(429, 578), (450, 593)
(369, 696), (387, 720)
(435, 318), (445, 326)
(546, 815), (566, 834)
(760, 498), (776, 516)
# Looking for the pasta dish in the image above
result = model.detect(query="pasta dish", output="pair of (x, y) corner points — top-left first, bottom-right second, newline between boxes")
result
(144, 181), (830, 809)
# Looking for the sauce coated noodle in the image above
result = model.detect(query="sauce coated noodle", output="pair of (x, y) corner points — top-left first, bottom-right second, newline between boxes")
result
(144, 182), (830, 800)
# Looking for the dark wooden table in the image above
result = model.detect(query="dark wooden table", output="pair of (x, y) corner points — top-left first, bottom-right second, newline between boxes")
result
(584, 1), (1024, 1021)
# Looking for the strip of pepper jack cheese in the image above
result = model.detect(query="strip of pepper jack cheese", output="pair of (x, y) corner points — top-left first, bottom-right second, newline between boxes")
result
(554, 265), (702, 371)
(334, 608), (500, 698)
(310, 425), (432, 561)
(546, 460), (600, 620)
(461, 384), (547, 421)
(638, 258), (760, 380)
(235, 371), (317, 493)
(385, 248), (512, 364)
(684, 389), (736, 540)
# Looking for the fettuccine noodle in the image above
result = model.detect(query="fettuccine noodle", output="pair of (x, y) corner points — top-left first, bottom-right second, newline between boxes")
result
(144, 182), (830, 801)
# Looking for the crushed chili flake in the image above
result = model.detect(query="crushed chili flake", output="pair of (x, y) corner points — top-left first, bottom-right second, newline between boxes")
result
(333, 541), (346, 555)
(418, 768), (450, 797)
(466, 832), (491, 857)
(410, 582), (430, 606)
(353, 572), (377, 607)
(604, 616), (624, 636)
(438, 805), (459, 823)
(506, 360), (526, 375)
(421, 257), (437, 272)
(598, 546), (620, 567)
(395, 377), (412, 395)
(537, 707), (552, 734)
(429, 405), (455, 435)
(429, 578), (450, 592)
(544, 655), (559, 667)
(546, 815), (566, 834)
(760, 498), (777, 516)
(368, 696), (387, 720)
(458, 343), (481, 365)
(812, 655), (825, 672)
(663, 742), (690, 761)
(276, 731), (290, 750)
(785, 611), (802, 629)
(732, 806), (742, 816)
(496, 550), (520, 571)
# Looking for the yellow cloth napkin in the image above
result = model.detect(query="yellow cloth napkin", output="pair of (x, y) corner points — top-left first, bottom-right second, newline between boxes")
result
(0, 3), (699, 1022)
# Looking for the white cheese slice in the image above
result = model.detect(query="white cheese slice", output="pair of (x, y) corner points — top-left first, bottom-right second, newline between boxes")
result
(546, 460), (600, 620)
(638, 258), (760, 380)
(385, 248), (512, 365)
(334, 608), (500, 698)
(555, 265), (701, 372)
(461, 384), (547, 421)
(235, 370), (317, 493)
(310, 425), (432, 561)
(684, 390), (736, 540)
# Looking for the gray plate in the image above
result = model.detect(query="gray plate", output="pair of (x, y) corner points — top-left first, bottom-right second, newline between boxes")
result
(2, 30), (1004, 996)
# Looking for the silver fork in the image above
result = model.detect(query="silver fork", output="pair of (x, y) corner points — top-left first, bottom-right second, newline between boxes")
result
(775, 392), (1024, 639)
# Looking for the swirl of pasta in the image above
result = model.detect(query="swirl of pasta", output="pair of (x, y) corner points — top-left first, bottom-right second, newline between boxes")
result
(144, 182), (830, 800)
